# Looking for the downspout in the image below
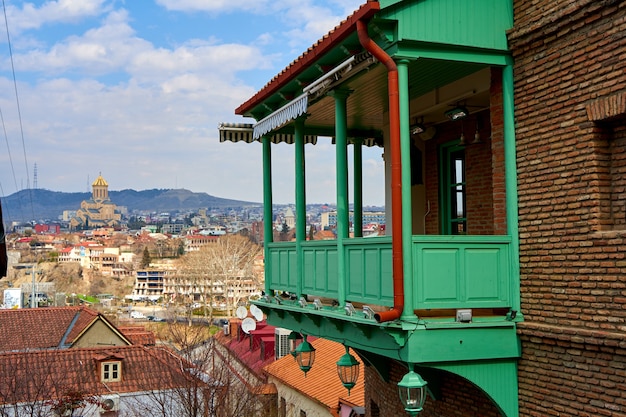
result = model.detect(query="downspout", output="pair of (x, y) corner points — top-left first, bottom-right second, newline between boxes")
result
(357, 19), (403, 322)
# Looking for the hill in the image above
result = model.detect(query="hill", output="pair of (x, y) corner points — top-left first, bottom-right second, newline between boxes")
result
(0, 188), (258, 223)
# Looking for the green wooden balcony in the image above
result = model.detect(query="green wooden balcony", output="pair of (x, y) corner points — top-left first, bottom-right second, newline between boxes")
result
(266, 235), (513, 313)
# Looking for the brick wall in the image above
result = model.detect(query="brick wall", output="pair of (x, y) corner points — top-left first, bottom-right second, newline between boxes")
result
(365, 360), (503, 417)
(518, 323), (626, 416)
(510, 0), (626, 415)
(424, 106), (503, 235)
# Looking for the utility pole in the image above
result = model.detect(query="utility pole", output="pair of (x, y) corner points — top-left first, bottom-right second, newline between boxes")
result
(31, 266), (36, 308)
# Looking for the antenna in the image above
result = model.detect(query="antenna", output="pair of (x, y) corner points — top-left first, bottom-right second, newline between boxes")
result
(250, 304), (264, 321)
(235, 306), (248, 320)
(241, 317), (257, 334)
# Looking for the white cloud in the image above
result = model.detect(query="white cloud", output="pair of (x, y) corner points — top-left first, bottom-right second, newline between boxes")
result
(5, 0), (108, 33)
(0, 0), (385, 206)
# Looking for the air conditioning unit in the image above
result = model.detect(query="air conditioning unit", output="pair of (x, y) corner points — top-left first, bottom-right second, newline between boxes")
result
(99, 395), (120, 413)
(275, 328), (292, 359)
(223, 324), (230, 335)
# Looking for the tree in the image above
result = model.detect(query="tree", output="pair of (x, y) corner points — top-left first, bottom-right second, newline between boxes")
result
(280, 222), (290, 241)
(141, 247), (152, 268)
(171, 235), (262, 318)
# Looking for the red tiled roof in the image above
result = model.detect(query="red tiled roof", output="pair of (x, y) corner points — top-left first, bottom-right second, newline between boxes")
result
(0, 345), (206, 404)
(264, 338), (364, 411)
(0, 306), (102, 351)
(216, 320), (276, 378)
(235, 1), (380, 116)
(118, 326), (156, 346)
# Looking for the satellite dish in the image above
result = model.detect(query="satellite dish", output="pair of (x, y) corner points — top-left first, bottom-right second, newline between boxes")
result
(235, 306), (248, 319)
(250, 304), (264, 321)
(241, 317), (257, 334)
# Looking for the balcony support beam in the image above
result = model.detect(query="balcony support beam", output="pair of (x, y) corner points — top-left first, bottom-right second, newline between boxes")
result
(398, 59), (416, 321)
(295, 116), (307, 298)
(353, 138), (363, 238)
(262, 135), (273, 296)
(331, 88), (351, 306)
(503, 61), (522, 318)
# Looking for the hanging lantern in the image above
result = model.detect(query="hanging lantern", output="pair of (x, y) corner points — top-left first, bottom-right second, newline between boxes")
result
(398, 367), (428, 416)
(288, 331), (303, 358)
(294, 334), (315, 375)
(336, 345), (360, 394)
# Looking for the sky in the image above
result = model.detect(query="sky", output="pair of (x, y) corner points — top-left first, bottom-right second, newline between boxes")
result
(0, 0), (386, 207)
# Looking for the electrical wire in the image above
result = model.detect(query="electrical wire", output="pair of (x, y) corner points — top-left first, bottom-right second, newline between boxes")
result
(2, 0), (35, 221)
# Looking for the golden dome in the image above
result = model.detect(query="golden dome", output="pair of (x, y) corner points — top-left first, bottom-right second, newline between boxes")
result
(92, 174), (108, 187)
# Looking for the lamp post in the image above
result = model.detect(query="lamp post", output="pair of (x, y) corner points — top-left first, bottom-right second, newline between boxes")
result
(398, 365), (428, 416)
(336, 345), (360, 394)
(294, 334), (315, 375)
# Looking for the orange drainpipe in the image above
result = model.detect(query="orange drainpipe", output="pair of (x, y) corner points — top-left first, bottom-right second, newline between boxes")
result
(356, 19), (404, 322)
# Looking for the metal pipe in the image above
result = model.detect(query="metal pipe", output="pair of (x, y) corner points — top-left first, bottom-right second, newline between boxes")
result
(357, 19), (404, 322)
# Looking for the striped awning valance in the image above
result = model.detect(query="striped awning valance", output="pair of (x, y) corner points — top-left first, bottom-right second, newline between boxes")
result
(218, 123), (318, 145)
(252, 93), (309, 139)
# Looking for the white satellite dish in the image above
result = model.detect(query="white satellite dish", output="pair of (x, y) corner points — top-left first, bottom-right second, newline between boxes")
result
(250, 304), (264, 321)
(235, 306), (248, 319)
(241, 317), (257, 334)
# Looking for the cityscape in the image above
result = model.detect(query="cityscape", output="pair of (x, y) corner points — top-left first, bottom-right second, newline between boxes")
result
(1, 1), (625, 417)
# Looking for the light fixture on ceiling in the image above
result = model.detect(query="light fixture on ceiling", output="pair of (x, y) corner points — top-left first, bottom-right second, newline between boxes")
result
(410, 117), (426, 135)
(472, 118), (482, 144)
(458, 120), (466, 146)
(445, 106), (469, 121)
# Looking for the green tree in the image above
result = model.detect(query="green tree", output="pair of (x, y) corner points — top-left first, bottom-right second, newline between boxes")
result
(141, 247), (152, 268)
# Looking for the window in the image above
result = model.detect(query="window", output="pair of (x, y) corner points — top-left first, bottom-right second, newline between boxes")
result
(279, 397), (286, 417)
(596, 117), (626, 229)
(300, 411), (307, 417)
(440, 143), (467, 234)
(101, 361), (121, 382)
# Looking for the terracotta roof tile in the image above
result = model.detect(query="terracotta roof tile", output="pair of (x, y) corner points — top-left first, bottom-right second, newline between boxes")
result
(118, 326), (156, 346)
(0, 345), (208, 405)
(0, 306), (101, 351)
(264, 338), (364, 410)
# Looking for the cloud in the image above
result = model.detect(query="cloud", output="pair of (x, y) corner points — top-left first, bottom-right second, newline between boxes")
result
(0, 0), (385, 206)
(4, 0), (108, 33)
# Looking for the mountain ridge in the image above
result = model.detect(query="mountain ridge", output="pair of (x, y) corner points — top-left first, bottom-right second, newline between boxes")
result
(1, 188), (259, 223)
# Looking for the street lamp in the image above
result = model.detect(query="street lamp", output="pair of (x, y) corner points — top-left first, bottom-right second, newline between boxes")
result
(398, 365), (428, 416)
(294, 334), (315, 376)
(336, 345), (360, 394)
(288, 331), (303, 358)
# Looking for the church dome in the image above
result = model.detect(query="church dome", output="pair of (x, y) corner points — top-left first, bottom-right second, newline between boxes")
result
(92, 175), (108, 187)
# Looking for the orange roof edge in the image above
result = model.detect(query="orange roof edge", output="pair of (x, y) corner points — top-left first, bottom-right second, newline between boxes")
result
(235, 1), (380, 116)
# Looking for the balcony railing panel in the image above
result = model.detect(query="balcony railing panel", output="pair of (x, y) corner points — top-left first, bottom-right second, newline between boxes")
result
(345, 238), (394, 306)
(413, 236), (512, 309)
(267, 236), (512, 309)
(302, 241), (339, 297)
(268, 242), (298, 293)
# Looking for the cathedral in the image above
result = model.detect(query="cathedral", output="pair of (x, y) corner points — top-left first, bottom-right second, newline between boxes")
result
(70, 174), (122, 230)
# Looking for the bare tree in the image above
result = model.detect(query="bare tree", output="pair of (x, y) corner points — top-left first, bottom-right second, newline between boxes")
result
(171, 235), (262, 319)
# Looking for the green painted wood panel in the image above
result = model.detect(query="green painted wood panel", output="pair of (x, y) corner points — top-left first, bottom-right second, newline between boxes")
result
(268, 243), (298, 293)
(301, 242), (339, 298)
(413, 237), (512, 309)
(268, 236), (511, 309)
(345, 239), (394, 306)
(378, 0), (513, 51)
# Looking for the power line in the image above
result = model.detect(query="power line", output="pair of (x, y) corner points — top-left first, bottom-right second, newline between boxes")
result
(2, 0), (35, 221)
